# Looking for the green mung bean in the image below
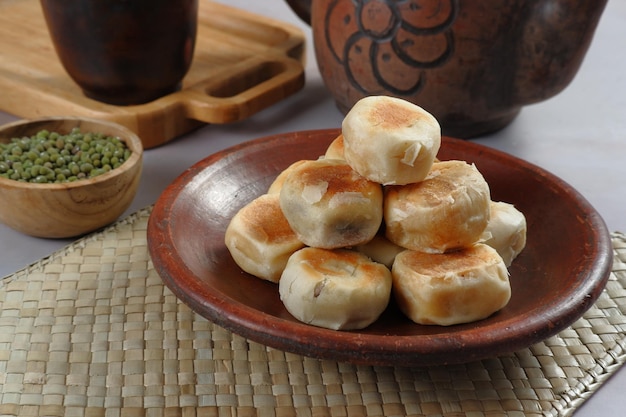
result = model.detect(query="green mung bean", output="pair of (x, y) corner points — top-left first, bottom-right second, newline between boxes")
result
(0, 128), (130, 183)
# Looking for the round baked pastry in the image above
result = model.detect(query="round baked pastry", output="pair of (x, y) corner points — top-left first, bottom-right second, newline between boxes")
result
(279, 247), (392, 330)
(482, 201), (527, 266)
(355, 233), (405, 269)
(279, 158), (383, 249)
(392, 244), (511, 326)
(267, 159), (309, 194)
(341, 95), (441, 185)
(324, 134), (345, 160)
(225, 193), (305, 283)
(384, 160), (491, 253)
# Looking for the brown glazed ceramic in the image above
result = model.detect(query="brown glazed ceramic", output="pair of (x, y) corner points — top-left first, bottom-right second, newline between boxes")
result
(39, 0), (198, 105)
(147, 129), (613, 366)
(285, 0), (607, 138)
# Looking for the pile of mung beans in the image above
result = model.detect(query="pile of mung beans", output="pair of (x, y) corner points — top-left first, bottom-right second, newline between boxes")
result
(0, 128), (131, 183)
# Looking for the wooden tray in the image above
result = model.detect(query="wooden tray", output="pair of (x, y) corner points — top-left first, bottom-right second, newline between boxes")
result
(0, 0), (306, 149)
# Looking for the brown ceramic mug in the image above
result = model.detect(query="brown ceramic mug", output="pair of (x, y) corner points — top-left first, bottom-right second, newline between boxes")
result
(286, 0), (607, 137)
(40, 0), (198, 105)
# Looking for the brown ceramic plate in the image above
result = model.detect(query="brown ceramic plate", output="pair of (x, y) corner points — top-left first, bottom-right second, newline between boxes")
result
(147, 129), (613, 366)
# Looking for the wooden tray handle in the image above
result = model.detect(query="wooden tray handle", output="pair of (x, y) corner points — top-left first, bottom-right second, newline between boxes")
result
(179, 56), (305, 124)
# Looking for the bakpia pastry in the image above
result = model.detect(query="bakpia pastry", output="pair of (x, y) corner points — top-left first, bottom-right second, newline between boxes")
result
(279, 247), (392, 330)
(355, 233), (405, 269)
(342, 95), (441, 185)
(223, 95), (526, 331)
(384, 160), (491, 253)
(279, 158), (383, 249)
(224, 193), (305, 283)
(392, 244), (511, 326)
(324, 134), (345, 160)
(267, 159), (309, 194)
(482, 201), (527, 266)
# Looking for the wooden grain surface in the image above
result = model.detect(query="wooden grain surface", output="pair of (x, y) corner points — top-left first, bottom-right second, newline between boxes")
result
(0, 0), (306, 148)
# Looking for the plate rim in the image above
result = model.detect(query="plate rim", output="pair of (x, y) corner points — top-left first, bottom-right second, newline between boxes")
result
(148, 128), (613, 366)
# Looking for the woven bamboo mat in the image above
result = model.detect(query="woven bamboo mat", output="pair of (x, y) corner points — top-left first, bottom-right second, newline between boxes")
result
(1, 207), (625, 417)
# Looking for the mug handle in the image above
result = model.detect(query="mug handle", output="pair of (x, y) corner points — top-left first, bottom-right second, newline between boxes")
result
(178, 56), (305, 124)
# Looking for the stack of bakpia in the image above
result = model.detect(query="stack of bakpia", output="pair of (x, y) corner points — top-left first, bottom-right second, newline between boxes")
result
(225, 96), (527, 330)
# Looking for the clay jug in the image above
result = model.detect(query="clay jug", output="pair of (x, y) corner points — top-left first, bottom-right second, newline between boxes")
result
(286, 0), (607, 137)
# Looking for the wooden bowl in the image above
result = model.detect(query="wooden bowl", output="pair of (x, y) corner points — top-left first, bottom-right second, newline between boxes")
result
(0, 117), (143, 238)
(147, 129), (613, 366)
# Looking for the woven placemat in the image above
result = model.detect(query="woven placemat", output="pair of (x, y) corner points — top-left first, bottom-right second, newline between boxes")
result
(1, 207), (625, 417)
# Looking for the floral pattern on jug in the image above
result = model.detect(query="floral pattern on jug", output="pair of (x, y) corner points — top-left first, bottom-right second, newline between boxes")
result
(324, 0), (458, 96)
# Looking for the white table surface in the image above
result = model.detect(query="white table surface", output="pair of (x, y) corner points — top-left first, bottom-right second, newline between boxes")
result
(1, 1), (625, 415)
